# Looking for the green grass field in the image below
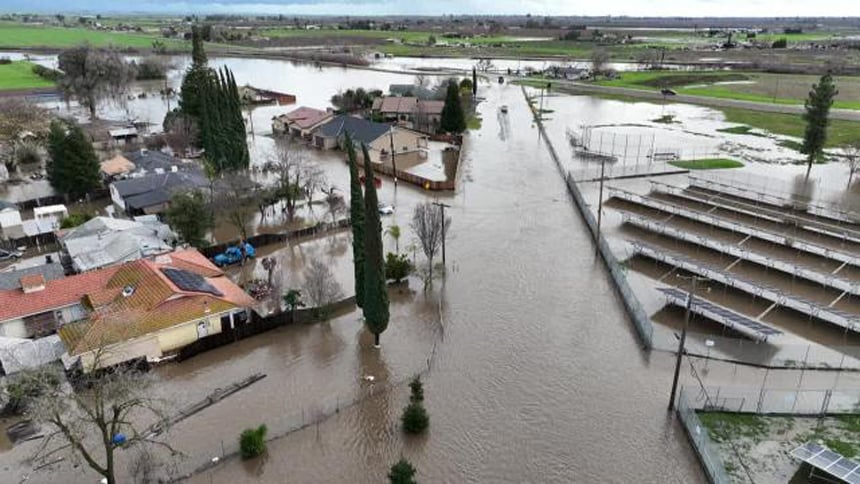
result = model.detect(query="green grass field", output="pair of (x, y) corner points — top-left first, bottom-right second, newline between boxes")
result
(0, 61), (55, 90)
(0, 23), (184, 49)
(669, 158), (744, 170)
(596, 70), (860, 110)
(719, 106), (860, 148)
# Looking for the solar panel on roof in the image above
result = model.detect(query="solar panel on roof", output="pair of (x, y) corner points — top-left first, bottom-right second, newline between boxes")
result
(161, 268), (223, 297)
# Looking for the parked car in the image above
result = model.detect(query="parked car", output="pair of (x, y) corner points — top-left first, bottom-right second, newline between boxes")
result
(378, 203), (394, 215)
(0, 248), (22, 260)
(661, 88), (677, 96)
(213, 243), (255, 267)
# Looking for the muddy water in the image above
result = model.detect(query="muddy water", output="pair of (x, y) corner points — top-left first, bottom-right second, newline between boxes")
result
(0, 73), (707, 483)
(177, 80), (706, 482)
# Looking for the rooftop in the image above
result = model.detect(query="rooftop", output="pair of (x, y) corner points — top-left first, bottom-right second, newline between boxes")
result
(317, 115), (390, 145)
(0, 263), (65, 291)
(280, 106), (332, 130)
(60, 216), (174, 273)
(59, 249), (254, 355)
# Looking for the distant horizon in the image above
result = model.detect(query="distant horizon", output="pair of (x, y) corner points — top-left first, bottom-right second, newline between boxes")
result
(3, 1), (860, 18)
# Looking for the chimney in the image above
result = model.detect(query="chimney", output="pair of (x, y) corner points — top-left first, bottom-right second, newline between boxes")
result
(20, 274), (46, 293)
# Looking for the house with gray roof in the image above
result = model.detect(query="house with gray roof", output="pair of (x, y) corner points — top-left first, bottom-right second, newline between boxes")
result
(0, 263), (65, 291)
(109, 169), (209, 216)
(313, 115), (391, 150)
(58, 216), (175, 273)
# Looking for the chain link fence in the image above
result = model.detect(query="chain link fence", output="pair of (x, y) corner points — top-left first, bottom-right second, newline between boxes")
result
(678, 387), (732, 484)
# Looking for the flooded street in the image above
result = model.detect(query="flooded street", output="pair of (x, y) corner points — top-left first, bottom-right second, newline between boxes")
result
(5, 51), (860, 483)
(179, 78), (708, 483)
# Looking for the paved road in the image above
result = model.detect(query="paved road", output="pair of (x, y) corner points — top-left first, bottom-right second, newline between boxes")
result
(541, 80), (860, 122)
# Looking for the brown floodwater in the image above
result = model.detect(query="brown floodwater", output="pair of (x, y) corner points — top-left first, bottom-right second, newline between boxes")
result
(0, 74), (712, 484)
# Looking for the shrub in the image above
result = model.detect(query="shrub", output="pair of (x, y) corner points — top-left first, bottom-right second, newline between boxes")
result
(385, 252), (413, 283)
(239, 424), (267, 459)
(388, 458), (417, 484)
(408, 376), (423, 403)
(401, 402), (429, 434)
(0, 57), (11, 65)
(60, 212), (93, 229)
(31, 64), (62, 81)
(772, 38), (788, 49)
(15, 143), (42, 166)
(459, 78), (473, 92)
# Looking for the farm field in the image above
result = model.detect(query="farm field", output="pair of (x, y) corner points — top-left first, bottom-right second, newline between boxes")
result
(0, 61), (55, 90)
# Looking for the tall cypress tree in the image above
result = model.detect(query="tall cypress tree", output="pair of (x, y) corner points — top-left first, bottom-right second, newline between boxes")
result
(46, 121), (100, 199)
(440, 80), (466, 133)
(361, 143), (389, 347)
(191, 25), (207, 66)
(346, 134), (365, 308)
(179, 26), (212, 121)
(801, 73), (838, 180)
(472, 67), (477, 96)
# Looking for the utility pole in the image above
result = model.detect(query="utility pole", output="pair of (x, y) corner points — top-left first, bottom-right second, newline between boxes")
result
(432, 201), (451, 266)
(389, 127), (398, 186)
(668, 274), (709, 411)
(595, 158), (606, 257)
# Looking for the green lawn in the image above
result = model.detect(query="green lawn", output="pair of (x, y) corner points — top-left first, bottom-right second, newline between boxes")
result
(0, 23), (185, 49)
(669, 158), (744, 170)
(0, 61), (55, 90)
(716, 125), (768, 137)
(596, 70), (860, 110)
(466, 114), (483, 130)
(719, 106), (860, 148)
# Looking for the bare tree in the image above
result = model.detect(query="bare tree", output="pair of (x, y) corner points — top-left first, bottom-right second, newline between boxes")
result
(590, 49), (610, 78)
(212, 172), (259, 241)
(163, 113), (198, 158)
(323, 187), (346, 225)
(414, 74), (429, 89)
(476, 58), (494, 72)
(16, 350), (176, 484)
(58, 46), (135, 120)
(0, 98), (50, 174)
(303, 259), (344, 318)
(264, 139), (307, 220)
(410, 202), (451, 285)
(301, 163), (327, 212)
(844, 142), (860, 188)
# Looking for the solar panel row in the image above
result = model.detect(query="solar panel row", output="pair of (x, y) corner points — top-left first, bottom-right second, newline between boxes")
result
(792, 442), (860, 483)
(657, 287), (782, 338)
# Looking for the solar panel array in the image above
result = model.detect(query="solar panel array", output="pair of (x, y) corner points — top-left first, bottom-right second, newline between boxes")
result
(791, 442), (860, 483)
(161, 268), (224, 297)
(657, 287), (783, 339)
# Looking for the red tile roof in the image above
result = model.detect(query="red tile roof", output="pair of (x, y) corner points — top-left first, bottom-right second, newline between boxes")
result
(59, 249), (254, 355)
(282, 106), (332, 130)
(0, 267), (120, 322)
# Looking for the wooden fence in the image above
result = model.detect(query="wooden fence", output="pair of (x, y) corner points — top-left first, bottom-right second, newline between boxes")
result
(177, 296), (357, 361)
(200, 218), (351, 258)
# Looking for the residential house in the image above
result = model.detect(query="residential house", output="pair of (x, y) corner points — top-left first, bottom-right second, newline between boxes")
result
(371, 96), (444, 133)
(58, 216), (175, 273)
(58, 249), (255, 371)
(272, 106), (333, 139)
(313, 115), (391, 150)
(108, 127), (139, 146)
(0, 263), (66, 290)
(100, 149), (184, 181)
(110, 169), (209, 216)
(0, 200), (23, 240)
(20, 205), (68, 240)
(0, 266), (117, 339)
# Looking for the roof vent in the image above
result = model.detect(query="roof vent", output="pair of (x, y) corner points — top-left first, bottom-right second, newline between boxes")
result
(122, 285), (135, 297)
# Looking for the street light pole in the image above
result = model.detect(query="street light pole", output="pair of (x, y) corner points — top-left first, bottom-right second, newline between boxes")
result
(668, 274), (708, 411)
(432, 202), (451, 266)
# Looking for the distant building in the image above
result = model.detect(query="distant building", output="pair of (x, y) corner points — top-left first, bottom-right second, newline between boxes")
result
(388, 84), (437, 100)
(272, 106), (333, 139)
(371, 96), (444, 133)
(58, 216), (175, 273)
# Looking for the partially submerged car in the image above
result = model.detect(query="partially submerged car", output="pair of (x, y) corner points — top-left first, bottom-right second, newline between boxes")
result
(378, 203), (394, 215)
(213, 242), (255, 266)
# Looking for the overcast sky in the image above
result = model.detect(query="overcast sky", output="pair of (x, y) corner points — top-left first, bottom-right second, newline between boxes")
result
(5, 0), (860, 16)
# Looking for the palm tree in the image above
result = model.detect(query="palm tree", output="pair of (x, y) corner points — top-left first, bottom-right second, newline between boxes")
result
(384, 224), (401, 253)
